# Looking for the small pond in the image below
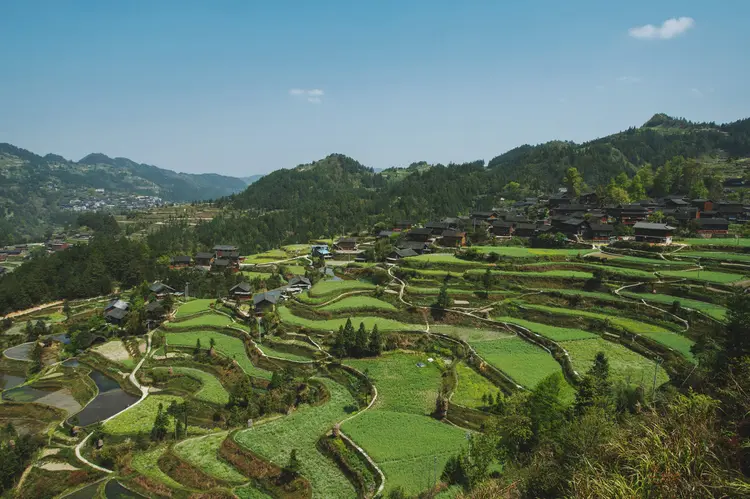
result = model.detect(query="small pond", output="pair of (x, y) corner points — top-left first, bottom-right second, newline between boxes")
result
(3, 342), (33, 361)
(63, 481), (102, 499)
(0, 373), (25, 391)
(323, 267), (342, 281)
(64, 360), (139, 426)
(104, 480), (144, 498)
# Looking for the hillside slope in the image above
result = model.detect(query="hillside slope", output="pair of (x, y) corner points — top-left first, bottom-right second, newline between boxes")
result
(0, 144), (246, 244)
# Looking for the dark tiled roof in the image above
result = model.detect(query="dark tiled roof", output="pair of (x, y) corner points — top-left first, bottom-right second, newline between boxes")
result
(195, 252), (214, 260)
(213, 245), (238, 251)
(392, 248), (418, 258)
(441, 230), (466, 238)
(634, 222), (675, 231)
(231, 282), (253, 293)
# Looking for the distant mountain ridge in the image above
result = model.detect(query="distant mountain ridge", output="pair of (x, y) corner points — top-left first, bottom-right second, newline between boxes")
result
(0, 143), (248, 244)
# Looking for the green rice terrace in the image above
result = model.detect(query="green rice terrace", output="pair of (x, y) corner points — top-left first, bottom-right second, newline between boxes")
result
(0, 237), (745, 498)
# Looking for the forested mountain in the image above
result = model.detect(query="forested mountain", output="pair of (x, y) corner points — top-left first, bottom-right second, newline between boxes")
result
(178, 114), (750, 255)
(0, 144), (246, 244)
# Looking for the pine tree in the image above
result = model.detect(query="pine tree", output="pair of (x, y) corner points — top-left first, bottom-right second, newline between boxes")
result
(368, 324), (382, 356)
(342, 318), (356, 356)
(354, 322), (369, 357)
(332, 325), (346, 358)
(437, 279), (451, 310)
(194, 338), (202, 355)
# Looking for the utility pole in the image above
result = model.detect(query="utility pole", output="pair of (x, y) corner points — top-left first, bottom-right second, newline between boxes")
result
(651, 356), (662, 405)
(185, 282), (189, 301)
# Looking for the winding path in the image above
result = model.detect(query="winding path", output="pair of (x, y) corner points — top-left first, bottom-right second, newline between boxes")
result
(74, 332), (152, 473)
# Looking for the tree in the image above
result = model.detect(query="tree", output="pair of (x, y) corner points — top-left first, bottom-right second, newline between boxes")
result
(342, 318), (356, 356)
(689, 179), (709, 199)
(194, 338), (202, 355)
(482, 268), (494, 298)
(528, 372), (566, 441)
(723, 291), (750, 363)
(150, 403), (169, 441)
(436, 279), (452, 310)
(284, 449), (301, 477)
(368, 324), (382, 356)
(574, 352), (611, 413)
(354, 322), (369, 357)
(564, 167), (584, 198)
(647, 211), (665, 223)
(62, 300), (71, 321)
(332, 325), (346, 358)
(209, 337), (216, 353)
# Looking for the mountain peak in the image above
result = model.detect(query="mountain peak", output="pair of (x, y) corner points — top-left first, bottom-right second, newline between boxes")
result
(78, 152), (116, 166)
(642, 113), (693, 129)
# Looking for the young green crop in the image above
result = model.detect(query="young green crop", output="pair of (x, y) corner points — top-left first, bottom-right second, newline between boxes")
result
(173, 432), (247, 483)
(278, 306), (414, 332)
(151, 367), (230, 405)
(319, 296), (396, 312)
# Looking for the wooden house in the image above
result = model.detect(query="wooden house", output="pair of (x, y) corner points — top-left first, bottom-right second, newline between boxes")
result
(696, 218), (729, 236)
(634, 222), (675, 244)
(440, 230), (467, 247)
(334, 238), (359, 251)
(229, 282), (254, 301)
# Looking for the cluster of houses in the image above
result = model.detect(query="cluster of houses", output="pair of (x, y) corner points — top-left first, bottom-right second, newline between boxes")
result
(380, 194), (747, 252)
(170, 245), (242, 272)
(103, 282), (176, 325)
(228, 275), (312, 316)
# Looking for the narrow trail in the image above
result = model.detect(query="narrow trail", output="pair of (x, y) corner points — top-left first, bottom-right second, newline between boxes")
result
(336, 366), (386, 497)
(74, 332), (152, 473)
(310, 290), (371, 308)
(613, 282), (690, 332)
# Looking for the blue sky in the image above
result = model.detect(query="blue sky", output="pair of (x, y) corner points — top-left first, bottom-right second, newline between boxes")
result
(1, 1), (748, 176)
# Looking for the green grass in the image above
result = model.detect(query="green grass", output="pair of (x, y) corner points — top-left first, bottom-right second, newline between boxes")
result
(470, 246), (594, 258)
(680, 237), (750, 247)
(175, 299), (215, 318)
(638, 332), (696, 362)
(342, 410), (468, 495)
(165, 331), (272, 380)
(282, 244), (312, 253)
(173, 432), (247, 483)
(659, 269), (746, 284)
(495, 317), (598, 341)
(586, 253), (693, 267)
(166, 313), (237, 329)
(519, 303), (672, 335)
(403, 254), (488, 266)
(308, 279), (376, 297)
(240, 271), (273, 280)
(234, 485), (273, 499)
(524, 262), (657, 279)
(469, 335), (567, 389)
(466, 269), (594, 279)
(452, 362), (500, 409)
(152, 367), (230, 405)
(560, 338), (670, 387)
(234, 378), (357, 499)
(278, 307), (414, 332)
(257, 343), (314, 362)
(620, 292), (727, 321)
(342, 352), (470, 495)
(347, 352), (443, 415)
(541, 289), (621, 302)
(131, 445), (187, 490)
(284, 265), (308, 275)
(319, 296), (397, 312)
(406, 286), (510, 296)
(103, 395), (184, 435)
(242, 249), (289, 264)
(430, 324), (515, 343)
(679, 251), (750, 263)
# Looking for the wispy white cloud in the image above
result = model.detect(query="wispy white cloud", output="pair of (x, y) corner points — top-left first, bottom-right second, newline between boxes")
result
(629, 17), (695, 40)
(617, 76), (642, 83)
(289, 88), (325, 103)
(691, 88), (703, 97)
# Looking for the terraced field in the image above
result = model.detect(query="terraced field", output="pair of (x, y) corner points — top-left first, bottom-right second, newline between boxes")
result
(257, 343), (314, 362)
(308, 279), (376, 297)
(403, 254), (488, 266)
(560, 337), (670, 388)
(277, 307), (414, 332)
(319, 296), (396, 312)
(518, 303), (672, 334)
(680, 237), (750, 247)
(103, 395), (184, 435)
(175, 299), (215, 318)
(165, 331), (272, 380)
(452, 362), (500, 409)
(151, 367), (230, 405)
(165, 313), (240, 330)
(466, 269), (594, 279)
(173, 432), (247, 483)
(343, 353), (469, 495)
(659, 269), (746, 284)
(469, 246), (594, 258)
(680, 251), (750, 263)
(621, 291), (727, 321)
(234, 378), (357, 499)
(496, 317), (597, 341)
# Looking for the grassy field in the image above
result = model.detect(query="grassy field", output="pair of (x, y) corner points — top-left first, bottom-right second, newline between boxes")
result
(240, 271), (273, 281)
(131, 445), (187, 491)
(342, 353), (469, 495)
(496, 317), (598, 341)
(519, 303), (672, 335)
(469, 335), (567, 389)
(640, 332), (696, 362)
(347, 352), (443, 414)
(466, 269), (594, 279)
(308, 279), (376, 297)
(152, 367), (230, 405)
(680, 237), (750, 247)
(660, 269), (746, 284)
(586, 253), (693, 267)
(242, 249), (289, 264)
(278, 307), (414, 332)
(470, 246), (594, 258)
(621, 291), (727, 321)
(430, 324), (516, 343)
(319, 296), (396, 312)
(165, 331), (272, 380)
(166, 313), (236, 329)
(175, 299), (215, 318)
(234, 485), (273, 499)
(173, 432), (247, 483)
(403, 254), (487, 266)
(103, 395), (184, 435)
(284, 265), (308, 275)
(406, 286), (511, 296)
(452, 362), (500, 409)
(257, 343), (314, 362)
(282, 244), (312, 253)
(679, 251), (750, 263)
(234, 378), (357, 499)
(560, 338), (670, 388)
(541, 289), (621, 302)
